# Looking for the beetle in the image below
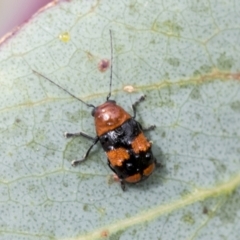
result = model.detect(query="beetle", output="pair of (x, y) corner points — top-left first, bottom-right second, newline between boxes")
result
(33, 30), (157, 190)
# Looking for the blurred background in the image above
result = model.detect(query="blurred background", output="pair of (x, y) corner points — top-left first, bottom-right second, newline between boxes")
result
(0, 0), (52, 39)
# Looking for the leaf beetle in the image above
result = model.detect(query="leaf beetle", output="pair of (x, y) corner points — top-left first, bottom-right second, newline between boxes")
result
(34, 30), (157, 190)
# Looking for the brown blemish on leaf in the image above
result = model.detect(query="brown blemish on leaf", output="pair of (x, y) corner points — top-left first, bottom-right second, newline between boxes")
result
(98, 59), (110, 72)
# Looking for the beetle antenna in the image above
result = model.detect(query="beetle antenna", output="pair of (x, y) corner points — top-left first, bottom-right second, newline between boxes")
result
(33, 70), (95, 108)
(106, 29), (113, 101)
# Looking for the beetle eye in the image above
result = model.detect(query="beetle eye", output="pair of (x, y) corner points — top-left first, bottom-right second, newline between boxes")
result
(91, 107), (96, 116)
(104, 135), (108, 142)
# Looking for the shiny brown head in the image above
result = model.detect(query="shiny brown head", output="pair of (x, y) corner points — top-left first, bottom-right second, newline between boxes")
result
(92, 100), (131, 136)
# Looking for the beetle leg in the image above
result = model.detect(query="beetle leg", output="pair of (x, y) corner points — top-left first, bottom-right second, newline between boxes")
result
(108, 162), (126, 191)
(108, 161), (117, 173)
(120, 180), (126, 191)
(64, 131), (95, 141)
(71, 137), (99, 166)
(155, 161), (163, 169)
(132, 95), (146, 118)
(142, 125), (156, 132)
(138, 122), (156, 132)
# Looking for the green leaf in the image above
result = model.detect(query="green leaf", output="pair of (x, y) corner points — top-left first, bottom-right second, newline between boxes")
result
(0, 0), (240, 239)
